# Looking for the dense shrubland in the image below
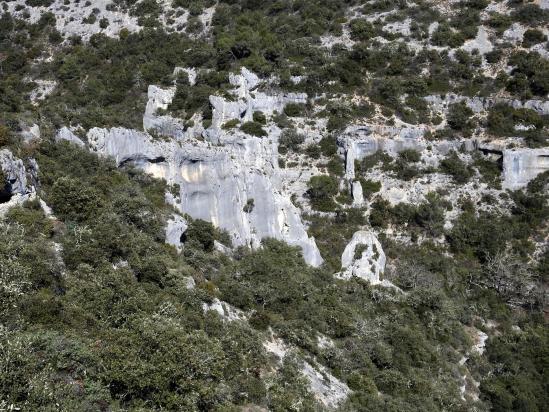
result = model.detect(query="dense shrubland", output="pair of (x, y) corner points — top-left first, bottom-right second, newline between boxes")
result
(2, 0), (548, 133)
(1, 137), (545, 410)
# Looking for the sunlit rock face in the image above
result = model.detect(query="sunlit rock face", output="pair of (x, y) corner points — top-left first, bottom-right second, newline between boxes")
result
(0, 149), (35, 214)
(502, 148), (549, 190)
(424, 94), (549, 115)
(88, 126), (323, 266)
(86, 68), (323, 266)
(339, 230), (386, 284)
(210, 67), (307, 131)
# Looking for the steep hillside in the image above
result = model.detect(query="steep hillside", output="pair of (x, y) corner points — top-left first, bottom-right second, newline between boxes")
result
(0, 0), (548, 411)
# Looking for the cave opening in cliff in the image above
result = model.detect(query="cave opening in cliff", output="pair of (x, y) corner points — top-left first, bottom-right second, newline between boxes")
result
(179, 231), (187, 244)
(0, 181), (12, 203)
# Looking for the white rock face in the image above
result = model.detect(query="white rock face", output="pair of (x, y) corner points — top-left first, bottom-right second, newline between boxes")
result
(21, 124), (41, 143)
(0, 149), (35, 215)
(425, 94), (549, 115)
(144, 85), (188, 139)
(339, 231), (386, 284)
(0, 149), (29, 197)
(301, 361), (352, 409)
(87, 129), (323, 266)
(502, 148), (549, 189)
(30, 79), (57, 104)
(165, 214), (188, 251)
(337, 125), (433, 179)
(56, 127), (85, 147)
(210, 67), (307, 130)
(462, 26), (493, 55)
(351, 180), (364, 205)
(87, 68), (323, 266)
(202, 298), (246, 322)
(263, 336), (351, 409)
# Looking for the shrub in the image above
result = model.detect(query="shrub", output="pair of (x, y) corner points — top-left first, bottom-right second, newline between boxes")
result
(283, 103), (306, 117)
(243, 198), (255, 213)
(222, 119), (240, 129)
(47, 177), (105, 222)
(25, 0), (54, 6)
(253, 111), (267, 125)
(398, 149), (421, 163)
(307, 175), (338, 211)
(240, 121), (267, 137)
(278, 129), (304, 153)
(0, 125), (11, 147)
(185, 219), (216, 252)
(349, 19), (376, 41)
(522, 29), (547, 48)
(447, 102), (475, 134)
(359, 179), (381, 198)
(486, 13), (512, 33)
(439, 152), (472, 183)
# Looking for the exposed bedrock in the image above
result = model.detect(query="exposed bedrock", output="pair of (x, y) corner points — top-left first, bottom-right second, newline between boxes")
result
(165, 214), (188, 251)
(339, 230), (386, 284)
(55, 127), (85, 147)
(425, 94), (549, 115)
(0, 149), (35, 214)
(210, 67), (307, 130)
(502, 148), (549, 190)
(0, 149), (29, 198)
(87, 127), (324, 267)
(337, 125), (471, 179)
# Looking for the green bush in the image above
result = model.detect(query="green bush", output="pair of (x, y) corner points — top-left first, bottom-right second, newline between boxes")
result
(47, 177), (105, 222)
(349, 19), (376, 41)
(398, 149), (421, 163)
(439, 152), (472, 183)
(307, 175), (339, 211)
(447, 102), (475, 135)
(253, 111), (267, 124)
(240, 121), (267, 137)
(522, 29), (547, 48)
(278, 128), (304, 153)
(283, 103), (306, 117)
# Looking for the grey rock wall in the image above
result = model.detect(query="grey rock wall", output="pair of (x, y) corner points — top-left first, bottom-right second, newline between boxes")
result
(502, 148), (549, 189)
(425, 94), (549, 115)
(87, 127), (324, 267)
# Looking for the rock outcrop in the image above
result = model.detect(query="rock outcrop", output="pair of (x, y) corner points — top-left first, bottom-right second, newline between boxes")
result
(88, 126), (323, 266)
(338, 230), (387, 284)
(209, 67), (307, 130)
(0, 149), (35, 214)
(425, 94), (549, 115)
(337, 125), (466, 179)
(165, 214), (188, 251)
(264, 336), (351, 409)
(56, 127), (85, 147)
(502, 148), (549, 189)
(86, 68), (323, 266)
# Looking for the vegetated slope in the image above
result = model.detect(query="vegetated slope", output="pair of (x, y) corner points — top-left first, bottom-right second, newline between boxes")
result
(0, 0), (548, 411)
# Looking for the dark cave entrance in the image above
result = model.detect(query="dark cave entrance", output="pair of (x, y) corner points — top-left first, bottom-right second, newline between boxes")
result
(0, 180), (12, 203)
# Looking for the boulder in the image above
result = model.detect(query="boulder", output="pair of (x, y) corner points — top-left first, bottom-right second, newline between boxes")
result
(339, 230), (386, 284)
(0, 149), (34, 214)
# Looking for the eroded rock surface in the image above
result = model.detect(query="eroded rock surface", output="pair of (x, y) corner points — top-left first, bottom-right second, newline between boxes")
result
(339, 230), (386, 284)
(502, 148), (549, 189)
(86, 68), (323, 267)
(0, 149), (35, 214)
